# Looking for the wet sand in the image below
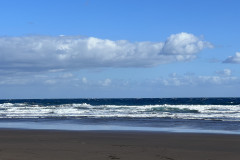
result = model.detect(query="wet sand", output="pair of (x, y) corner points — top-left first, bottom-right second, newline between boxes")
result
(0, 129), (239, 160)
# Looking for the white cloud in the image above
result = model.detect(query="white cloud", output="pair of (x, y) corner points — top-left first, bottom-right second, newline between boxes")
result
(44, 79), (56, 85)
(223, 52), (240, 63)
(0, 33), (212, 74)
(223, 69), (232, 76)
(216, 69), (232, 76)
(162, 32), (212, 55)
(61, 73), (73, 78)
(155, 74), (238, 87)
(100, 78), (112, 86)
(82, 77), (88, 84)
(0, 77), (29, 85)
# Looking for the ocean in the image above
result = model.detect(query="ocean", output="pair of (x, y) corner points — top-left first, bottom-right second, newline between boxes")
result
(0, 98), (240, 134)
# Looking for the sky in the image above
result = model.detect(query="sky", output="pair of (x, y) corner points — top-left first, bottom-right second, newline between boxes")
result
(0, 0), (240, 98)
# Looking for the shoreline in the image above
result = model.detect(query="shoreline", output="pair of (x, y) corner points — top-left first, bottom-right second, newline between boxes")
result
(1, 118), (240, 135)
(1, 127), (240, 136)
(0, 129), (239, 160)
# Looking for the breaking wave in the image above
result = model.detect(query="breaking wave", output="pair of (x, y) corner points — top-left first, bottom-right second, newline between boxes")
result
(0, 102), (240, 121)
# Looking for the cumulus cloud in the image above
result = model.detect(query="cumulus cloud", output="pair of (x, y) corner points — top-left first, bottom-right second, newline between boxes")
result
(157, 74), (238, 86)
(0, 33), (212, 74)
(100, 78), (112, 86)
(216, 69), (232, 76)
(223, 52), (240, 63)
(162, 33), (212, 55)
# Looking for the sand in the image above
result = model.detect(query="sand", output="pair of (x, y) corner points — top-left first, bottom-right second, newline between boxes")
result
(0, 129), (239, 160)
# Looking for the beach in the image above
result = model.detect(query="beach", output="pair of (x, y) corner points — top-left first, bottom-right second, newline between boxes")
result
(0, 130), (239, 160)
(0, 98), (240, 159)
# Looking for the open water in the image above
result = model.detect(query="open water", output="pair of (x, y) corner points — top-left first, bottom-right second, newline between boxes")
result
(0, 98), (240, 134)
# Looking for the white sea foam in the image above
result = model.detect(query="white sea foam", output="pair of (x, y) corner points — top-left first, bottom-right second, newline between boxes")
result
(0, 103), (240, 121)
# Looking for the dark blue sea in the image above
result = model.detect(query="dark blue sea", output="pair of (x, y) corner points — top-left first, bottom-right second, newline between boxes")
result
(0, 98), (240, 134)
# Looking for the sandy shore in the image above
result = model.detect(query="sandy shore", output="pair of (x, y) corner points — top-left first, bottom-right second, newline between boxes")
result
(0, 130), (239, 160)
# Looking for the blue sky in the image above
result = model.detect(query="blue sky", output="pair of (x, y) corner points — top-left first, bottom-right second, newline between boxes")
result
(0, 0), (240, 98)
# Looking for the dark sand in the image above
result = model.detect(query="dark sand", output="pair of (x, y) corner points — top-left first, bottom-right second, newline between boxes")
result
(0, 130), (239, 160)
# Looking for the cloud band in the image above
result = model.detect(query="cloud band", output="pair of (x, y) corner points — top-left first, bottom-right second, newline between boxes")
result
(0, 32), (212, 73)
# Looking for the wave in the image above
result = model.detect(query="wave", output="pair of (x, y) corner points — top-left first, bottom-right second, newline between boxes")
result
(0, 103), (240, 121)
(148, 106), (199, 113)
